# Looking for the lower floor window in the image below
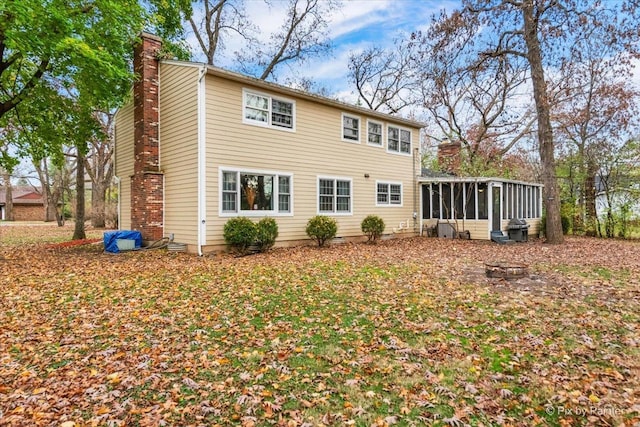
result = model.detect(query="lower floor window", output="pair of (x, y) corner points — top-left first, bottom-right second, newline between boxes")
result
(377, 182), (402, 205)
(319, 177), (351, 214)
(221, 169), (291, 214)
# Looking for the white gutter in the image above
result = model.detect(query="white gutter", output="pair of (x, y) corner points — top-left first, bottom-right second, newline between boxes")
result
(197, 65), (207, 256)
(114, 176), (121, 229)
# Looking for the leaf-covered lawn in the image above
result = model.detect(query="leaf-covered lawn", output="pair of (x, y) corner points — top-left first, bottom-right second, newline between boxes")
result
(1, 224), (639, 426)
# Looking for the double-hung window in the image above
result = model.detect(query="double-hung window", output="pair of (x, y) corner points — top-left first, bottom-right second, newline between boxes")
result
(387, 125), (411, 154)
(376, 182), (403, 206)
(367, 120), (383, 146)
(342, 114), (360, 142)
(318, 177), (352, 214)
(243, 89), (295, 130)
(220, 168), (292, 216)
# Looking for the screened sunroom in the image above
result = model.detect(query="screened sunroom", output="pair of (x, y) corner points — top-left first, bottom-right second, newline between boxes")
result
(418, 176), (544, 240)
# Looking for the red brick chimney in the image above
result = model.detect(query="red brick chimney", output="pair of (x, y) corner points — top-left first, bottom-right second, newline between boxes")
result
(131, 33), (164, 242)
(438, 141), (461, 175)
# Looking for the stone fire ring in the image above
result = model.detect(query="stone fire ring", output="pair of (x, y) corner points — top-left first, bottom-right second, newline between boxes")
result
(485, 262), (529, 280)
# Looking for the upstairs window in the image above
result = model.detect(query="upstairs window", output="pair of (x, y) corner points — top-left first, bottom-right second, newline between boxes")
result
(342, 114), (360, 142)
(388, 125), (411, 155)
(243, 89), (295, 130)
(367, 120), (383, 146)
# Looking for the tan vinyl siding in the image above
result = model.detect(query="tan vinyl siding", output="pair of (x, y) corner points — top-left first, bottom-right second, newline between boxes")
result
(159, 63), (200, 244)
(114, 101), (134, 230)
(204, 75), (418, 246)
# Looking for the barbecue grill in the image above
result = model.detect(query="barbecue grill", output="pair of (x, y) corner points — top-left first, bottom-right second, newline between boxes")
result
(507, 218), (529, 242)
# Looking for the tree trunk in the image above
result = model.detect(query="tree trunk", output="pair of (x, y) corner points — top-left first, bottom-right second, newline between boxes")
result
(584, 158), (598, 236)
(2, 172), (13, 220)
(34, 161), (57, 222)
(91, 181), (106, 228)
(521, 1), (563, 244)
(73, 151), (86, 240)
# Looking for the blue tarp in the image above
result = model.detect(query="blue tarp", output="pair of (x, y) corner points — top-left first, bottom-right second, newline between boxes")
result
(103, 230), (143, 253)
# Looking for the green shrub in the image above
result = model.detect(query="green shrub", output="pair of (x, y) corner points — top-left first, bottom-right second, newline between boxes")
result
(223, 217), (257, 255)
(255, 217), (278, 252)
(361, 215), (385, 243)
(561, 214), (570, 235)
(305, 215), (337, 247)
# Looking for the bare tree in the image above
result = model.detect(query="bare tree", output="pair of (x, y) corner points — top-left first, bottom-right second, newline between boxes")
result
(348, 40), (419, 113)
(1, 168), (13, 220)
(32, 156), (72, 224)
(240, 0), (339, 81)
(187, 0), (256, 65)
(595, 139), (640, 237)
(553, 40), (639, 236)
(428, 0), (640, 244)
(85, 111), (115, 228)
(415, 23), (536, 172)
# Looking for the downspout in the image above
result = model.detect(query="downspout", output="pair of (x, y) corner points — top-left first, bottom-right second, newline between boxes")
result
(114, 176), (121, 229)
(413, 146), (419, 234)
(197, 65), (207, 256)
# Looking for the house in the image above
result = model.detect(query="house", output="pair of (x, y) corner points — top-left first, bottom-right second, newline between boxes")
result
(595, 174), (640, 221)
(418, 143), (543, 240)
(0, 187), (46, 221)
(115, 34), (544, 253)
(114, 34), (424, 254)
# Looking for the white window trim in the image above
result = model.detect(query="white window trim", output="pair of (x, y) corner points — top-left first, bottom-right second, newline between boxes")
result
(317, 175), (353, 216)
(341, 113), (361, 143)
(218, 166), (294, 217)
(375, 180), (404, 207)
(366, 119), (384, 147)
(386, 125), (412, 156)
(242, 88), (296, 132)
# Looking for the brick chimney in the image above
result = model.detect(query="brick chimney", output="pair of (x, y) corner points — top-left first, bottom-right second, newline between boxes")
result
(437, 141), (461, 175)
(131, 33), (164, 242)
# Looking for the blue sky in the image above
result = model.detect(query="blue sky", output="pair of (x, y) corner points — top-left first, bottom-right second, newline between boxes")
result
(186, 0), (459, 101)
(183, 0), (640, 107)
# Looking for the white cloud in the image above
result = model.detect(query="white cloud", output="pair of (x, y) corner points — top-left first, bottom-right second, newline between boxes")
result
(182, 0), (450, 99)
(327, 0), (393, 39)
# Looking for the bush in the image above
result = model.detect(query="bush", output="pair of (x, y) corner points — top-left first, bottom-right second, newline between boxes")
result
(255, 217), (278, 252)
(223, 217), (257, 255)
(561, 214), (570, 235)
(305, 215), (337, 247)
(361, 215), (385, 243)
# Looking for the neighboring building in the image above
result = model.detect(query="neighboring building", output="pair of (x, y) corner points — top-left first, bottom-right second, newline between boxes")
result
(0, 187), (46, 221)
(114, 34), (423, 254)
(595, 175), (640, 220)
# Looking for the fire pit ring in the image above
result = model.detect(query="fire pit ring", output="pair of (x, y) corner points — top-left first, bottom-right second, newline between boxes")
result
(485, 262), (529, 280)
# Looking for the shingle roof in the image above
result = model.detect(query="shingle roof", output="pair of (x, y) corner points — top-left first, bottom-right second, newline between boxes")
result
(0, 187), (44, 205)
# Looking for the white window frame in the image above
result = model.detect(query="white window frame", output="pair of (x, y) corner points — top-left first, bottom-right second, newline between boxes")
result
(341, 113), (361, 143)
(366, 119), (384, 147)
(317, 176), (353, 215)
(219, 167), (294, 217)
(242, 88), (296, 132)
(375, 180), (403, 207)
(386, 125), (412, 156)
